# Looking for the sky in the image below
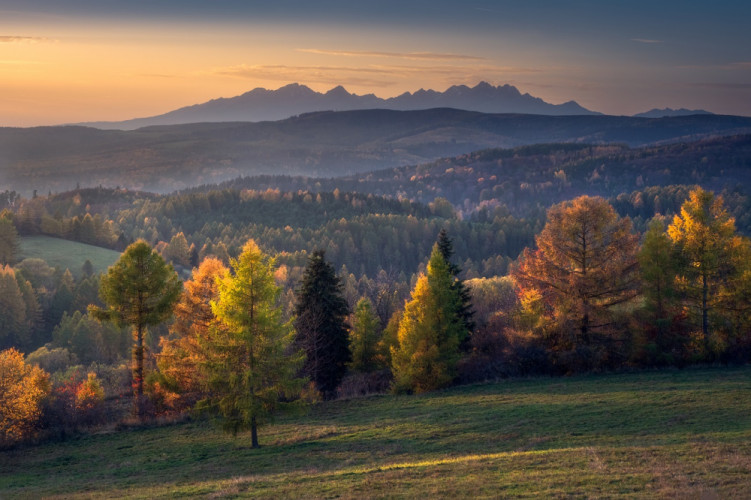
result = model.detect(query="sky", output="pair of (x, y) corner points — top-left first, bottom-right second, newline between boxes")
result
(1, 0), (750, 127)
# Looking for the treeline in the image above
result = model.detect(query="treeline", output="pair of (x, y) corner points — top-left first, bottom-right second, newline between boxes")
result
(4, 187), (751, 450)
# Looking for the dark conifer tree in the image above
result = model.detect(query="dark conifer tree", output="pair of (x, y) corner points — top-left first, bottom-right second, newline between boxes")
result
(437, 229), (475, 339)
(293, 250), (351, 398)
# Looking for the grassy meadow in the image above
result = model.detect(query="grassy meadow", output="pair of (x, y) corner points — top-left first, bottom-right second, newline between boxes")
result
(2, 366), (750, 498)
(18, 236), (121, 277)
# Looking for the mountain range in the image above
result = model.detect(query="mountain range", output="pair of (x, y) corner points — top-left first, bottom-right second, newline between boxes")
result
(80, 82), (599, 130)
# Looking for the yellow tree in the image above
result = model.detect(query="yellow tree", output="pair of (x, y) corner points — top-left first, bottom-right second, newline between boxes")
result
(391, 244), (467, 393)
(514, 196), (639, 348)
(201, 240), (305, 447)
(668, 187), (746, 349)
(0, 348), (50, 447)
(157, 258), (228, 400)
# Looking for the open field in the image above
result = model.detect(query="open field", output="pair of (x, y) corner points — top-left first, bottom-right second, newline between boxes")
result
(18, 236), (121, 277)
(1, 367), (750, 498)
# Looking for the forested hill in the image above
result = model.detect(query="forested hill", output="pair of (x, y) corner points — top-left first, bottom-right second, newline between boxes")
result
(2, 110), (750, 194)
(192, 135), (751, 218)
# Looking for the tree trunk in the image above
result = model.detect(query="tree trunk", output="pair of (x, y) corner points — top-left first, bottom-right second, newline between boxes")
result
(702, 271), (709, 344)
(134, 323), (144, 417)
(251, 416), (259, 448)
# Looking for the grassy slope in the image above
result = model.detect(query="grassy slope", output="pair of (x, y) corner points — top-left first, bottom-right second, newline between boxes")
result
(18, 236), (121, 277)
(1, 367), (750, 498)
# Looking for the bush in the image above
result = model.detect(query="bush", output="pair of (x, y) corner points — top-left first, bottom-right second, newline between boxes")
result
(336, 370), (393, 399)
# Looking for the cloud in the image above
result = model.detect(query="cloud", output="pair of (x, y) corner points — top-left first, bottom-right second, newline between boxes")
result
(631, 38), (663, 44)
(0, 36), (51, 44)
(211, 64), (397, 88)
(690, 82), (751, 90)
(297, 48), (486, 61)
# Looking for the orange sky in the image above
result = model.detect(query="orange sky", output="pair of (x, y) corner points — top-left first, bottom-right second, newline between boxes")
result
(2, 2), (750, 126)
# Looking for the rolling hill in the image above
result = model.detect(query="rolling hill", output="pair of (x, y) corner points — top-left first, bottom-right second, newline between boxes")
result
(2, 110), (751, 195)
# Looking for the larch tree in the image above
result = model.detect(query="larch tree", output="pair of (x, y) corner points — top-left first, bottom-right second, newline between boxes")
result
(201, 240), (304, 447)
(89, 240), (182, 416)
(158, 257), (228, 399)
(348, 297), (382, 373)
(0, 348), (50, 447)
(293, 250), (350, 398)
(513, 196), (639, 346)
(391, 244), (468, 393)
(667, 187), (737, 345)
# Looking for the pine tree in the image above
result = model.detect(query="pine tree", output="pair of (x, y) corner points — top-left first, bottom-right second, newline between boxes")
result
(201, 240), (305, 447)
(89, 240), (182, 416)
(293, 250), (350, 398)
(391, 244), (467, 393)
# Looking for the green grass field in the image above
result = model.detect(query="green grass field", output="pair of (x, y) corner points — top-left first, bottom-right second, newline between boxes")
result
(2, 367), (750, 498)
(18, 236), (121, 277)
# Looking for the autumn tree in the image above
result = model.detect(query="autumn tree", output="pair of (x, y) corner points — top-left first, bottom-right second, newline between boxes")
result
(348, 297), (382, 373)
(89, 240), (181, 416)
(157, 257), (228, 400)
(163, 232), (191, 268)
(0, 348), (50, 447)
(513, 196), (639, 349)
(201, 240), (304, 447)
(391, 244), (468, 393)
(293, 250), (350, 398)
(667, 188), (739, 348)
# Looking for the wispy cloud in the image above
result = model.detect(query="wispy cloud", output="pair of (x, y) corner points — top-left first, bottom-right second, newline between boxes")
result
(298, 48), (486, 61)
(690, 82), (751, 90)
(211, 64), (397, 88)
(631, 38), (663, 44)
(0, 35), (52, 44)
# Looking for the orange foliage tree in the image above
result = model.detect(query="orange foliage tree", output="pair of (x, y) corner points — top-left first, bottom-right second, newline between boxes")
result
(513, 196), (639, 351)
(0, 348), (50, 447)
(156, 257), (228, 405)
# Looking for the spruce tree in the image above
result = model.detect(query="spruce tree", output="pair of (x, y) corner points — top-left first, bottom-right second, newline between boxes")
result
(437, 228), (475, 338)
(293, 250), (350, 398)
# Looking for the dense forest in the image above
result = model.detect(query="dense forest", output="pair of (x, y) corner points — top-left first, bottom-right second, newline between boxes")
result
(2, 136), (750, 448)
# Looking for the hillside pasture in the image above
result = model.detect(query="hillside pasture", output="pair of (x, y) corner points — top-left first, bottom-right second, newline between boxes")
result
(18, 236), (121, 277)
(1, 367), (750, 498)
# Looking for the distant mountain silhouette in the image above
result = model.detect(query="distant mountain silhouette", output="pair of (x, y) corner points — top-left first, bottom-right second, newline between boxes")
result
(80, 82), (599, 129)
(634, 108), (714, 118)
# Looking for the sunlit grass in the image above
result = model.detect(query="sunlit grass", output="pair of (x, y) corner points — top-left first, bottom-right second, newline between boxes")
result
(18, 235), (121, 277)
(1, 366), (750, 498)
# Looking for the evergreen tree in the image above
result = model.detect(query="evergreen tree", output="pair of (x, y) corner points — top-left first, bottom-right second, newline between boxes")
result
(89, 240), (181, 416)
(391, 244), (467, 393)
(437, 228), (475, 338)
(348, 297), (382, 373)
(293, 250), (350, 398)
(201, 240), (304, 447)
(0, 266), (29, 350)
(0, 217), (18, 266)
